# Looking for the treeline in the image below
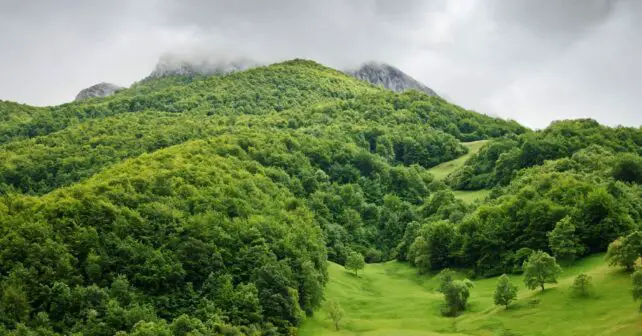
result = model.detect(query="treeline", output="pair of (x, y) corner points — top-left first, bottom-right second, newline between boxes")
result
(448, 119), (642, 190)
(0, 60), (527, 335)
(0, 141), (328, 335)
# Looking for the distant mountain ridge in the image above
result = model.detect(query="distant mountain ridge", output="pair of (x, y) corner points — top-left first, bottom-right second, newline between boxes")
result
(344, 62), (438, 96)
(74, 56), (438, 102)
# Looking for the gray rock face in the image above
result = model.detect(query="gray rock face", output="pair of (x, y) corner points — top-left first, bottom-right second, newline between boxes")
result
(75, 82), (123, 101)
(345, 62), (438, 96)
(148, 53), (259, 78)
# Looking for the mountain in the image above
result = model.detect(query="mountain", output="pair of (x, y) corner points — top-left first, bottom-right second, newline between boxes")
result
(74, 82), (123, 101)
(345, 62), (438, 96)
(2, 58), (640, 335)
(147, 53), (259, 78)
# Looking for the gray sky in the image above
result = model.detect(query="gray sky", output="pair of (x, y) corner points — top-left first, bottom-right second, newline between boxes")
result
(0, 0), (640, 129)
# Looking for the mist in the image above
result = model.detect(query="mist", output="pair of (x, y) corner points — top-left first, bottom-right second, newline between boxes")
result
(0, 0), (640, 128)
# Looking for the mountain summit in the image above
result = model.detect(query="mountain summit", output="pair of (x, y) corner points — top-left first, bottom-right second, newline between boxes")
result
(147, 53), (260, 78)
(75, 82), (123, 101)
(344, 62), (438, 96)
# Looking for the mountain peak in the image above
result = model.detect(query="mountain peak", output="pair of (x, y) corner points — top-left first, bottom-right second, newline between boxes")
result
(74, 82), (123, 101)
(344, 62), (438, 96)
(147, 53), (260, 78)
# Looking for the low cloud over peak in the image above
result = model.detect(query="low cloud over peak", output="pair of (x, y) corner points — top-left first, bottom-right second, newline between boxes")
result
(0, 0), (640, 128)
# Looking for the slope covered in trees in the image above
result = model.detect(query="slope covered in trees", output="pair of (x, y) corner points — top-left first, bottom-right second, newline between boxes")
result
(0, 60), (525, 335)
(1, 59), (642, 335)
(448, 119), (642, 190)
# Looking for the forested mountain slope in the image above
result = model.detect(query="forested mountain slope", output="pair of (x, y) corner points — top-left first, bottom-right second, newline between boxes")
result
(0, 59), (525, 335)
(2, 59), (641, 336)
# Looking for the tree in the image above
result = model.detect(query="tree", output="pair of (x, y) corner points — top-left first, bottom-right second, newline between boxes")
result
(437, 268), (456, 293)
(632, 270), (642, 312)
(345, 251), (365, 276)
(571, 273), (593, 298)
(548, 216), (584, 261)
(442, 279), (474, 316)
(523, 251), (562, 291)
(606, 232), (642, 271)
(494, 274), (518, 308)
(324, 299), (344, 331)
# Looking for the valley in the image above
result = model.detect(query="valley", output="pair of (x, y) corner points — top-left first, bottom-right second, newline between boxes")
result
(301, 255), (641, 336)
(1, 59), (642, 336)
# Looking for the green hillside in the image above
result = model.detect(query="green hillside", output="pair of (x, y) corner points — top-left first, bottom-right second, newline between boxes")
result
(301, 256), (641, 336)
(1, 59), (642, 335)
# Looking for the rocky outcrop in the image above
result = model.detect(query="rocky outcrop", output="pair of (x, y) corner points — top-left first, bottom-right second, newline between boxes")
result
(75, 82), (123, 101)
(147, 53), (259, 78)
(345, 62), (438, 96)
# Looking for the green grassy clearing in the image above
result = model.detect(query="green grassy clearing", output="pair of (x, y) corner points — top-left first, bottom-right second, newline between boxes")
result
(427, 140), (491, 203)
(452, 189), (491, 204)
(428, 141), (488, 181)
(300, 255), (642, 335)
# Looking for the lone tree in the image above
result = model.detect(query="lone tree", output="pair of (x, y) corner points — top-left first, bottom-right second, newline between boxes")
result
(345, 251), (365, 276)
(571, 273), (593, 297)
(324, 299), (344, 331)
(606, 232), (642, 271)
(442, 278), (474, 316)
(523, 251), (562, 291)
(494, 274), (518, 308)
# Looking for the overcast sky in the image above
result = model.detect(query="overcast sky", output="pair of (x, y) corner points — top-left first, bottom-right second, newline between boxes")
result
(0, 0), (640, 129)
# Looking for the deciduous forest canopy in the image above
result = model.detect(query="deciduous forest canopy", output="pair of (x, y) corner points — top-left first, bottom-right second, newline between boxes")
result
(1, 59), (642, 335)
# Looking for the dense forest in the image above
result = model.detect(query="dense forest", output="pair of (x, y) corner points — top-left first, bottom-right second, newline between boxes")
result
(1, 59), (641, 335)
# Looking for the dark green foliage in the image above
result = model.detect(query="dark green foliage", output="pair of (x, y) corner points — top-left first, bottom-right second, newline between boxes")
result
(523, 251), (562, 291)
(632, 270), (642, 312)
(494, 274), (518, 308)
(548, 216), (584, 261)
(612, 153), (642, 184)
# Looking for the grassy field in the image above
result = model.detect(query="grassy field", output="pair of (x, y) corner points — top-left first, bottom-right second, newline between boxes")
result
(428, 140), (488, 181)
(300, 255), (642, 336)
(452, 189), (491, 204)
(427, 140), (491, 204)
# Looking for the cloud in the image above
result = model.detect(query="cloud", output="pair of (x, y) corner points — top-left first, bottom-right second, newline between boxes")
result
(0, 0), (640, 128)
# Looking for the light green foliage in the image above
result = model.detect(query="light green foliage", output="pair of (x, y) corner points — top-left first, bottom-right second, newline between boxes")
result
(324, 299), (344, 331)
(345, 252), (365, 276)
(571, 273), (593, 298)
(494, 274), (518, 308)
(523, 251), (562, 291)
(606, 232), (642, 271)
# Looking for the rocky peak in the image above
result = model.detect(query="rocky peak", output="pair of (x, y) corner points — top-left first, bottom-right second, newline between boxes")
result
(344, 62), (438, 96)
(147, 53), (260, 78)
(75, 82), (123, 101)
